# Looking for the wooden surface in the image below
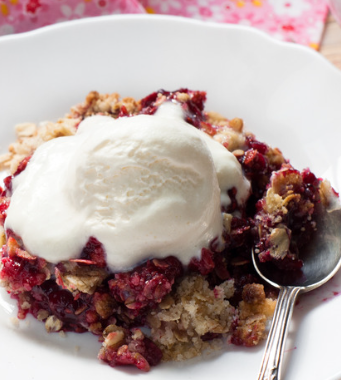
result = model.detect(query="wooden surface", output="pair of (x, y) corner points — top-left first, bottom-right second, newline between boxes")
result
(320, 13), (341, 70)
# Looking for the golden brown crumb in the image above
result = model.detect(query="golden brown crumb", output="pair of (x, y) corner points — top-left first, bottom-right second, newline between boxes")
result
(45, 315), (63, 332)
(206, 111), (230, 127)
(233, 284), (276, 347)
(37, 309), (49, 321)
(0, 92), (142, 174)
(232, 149), (245, 158)
(223, 213), (233, 234)
(213, 127), (247, 152)
(15, 122), (37, 138)
(242, 283), (266, 304)
(0, 117), (79, 173)
(55, 262), (108, 295)
(103, 329), (126, 349)
(147, 275), (235, 361)
(271, 167), (302, 196)
(0, 226), (6, 247)
(266, 147), (286, 168)
(69, 91), (139, 119)
(320, 179), (341, 212)
(94, 293), (117, 319)
(175, 92), (190, 102)
(268, 228), (290, 259)
(229, 118), (244, 133)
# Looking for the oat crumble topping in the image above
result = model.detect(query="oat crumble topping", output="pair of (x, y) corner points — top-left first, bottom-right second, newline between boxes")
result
(0, 88), (336, 372)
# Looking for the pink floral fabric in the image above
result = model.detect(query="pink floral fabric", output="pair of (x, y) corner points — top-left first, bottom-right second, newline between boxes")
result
(0, 0), (330, 49)
(0, 0), (145, 35)
(141, 0), (329, 49)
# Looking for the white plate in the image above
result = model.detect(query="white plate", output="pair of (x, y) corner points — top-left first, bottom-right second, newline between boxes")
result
(1, 14), (341, 380)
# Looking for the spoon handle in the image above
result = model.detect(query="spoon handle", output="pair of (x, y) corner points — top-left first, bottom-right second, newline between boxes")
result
(257, 286), (301, 380)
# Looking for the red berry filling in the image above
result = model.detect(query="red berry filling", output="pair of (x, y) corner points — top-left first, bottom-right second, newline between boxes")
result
(0, 89), (336, 371)
(109, 256), (183, 319)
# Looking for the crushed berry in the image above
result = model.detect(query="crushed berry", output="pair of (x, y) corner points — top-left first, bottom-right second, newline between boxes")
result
(254, 167), (322, 270)
(80, 236), (107, 268)
(98, 328), (162, 371)
(2, 156), (32, 196)
(246, 136), (268, 155)
(0, 238), (48, 293)
(3, 176), (12, 194)
(242, 149), (268, 176)
(139, 89), (206, 128)
(13, 156), (32, 176)
(188, 247), (215, 276)
(109, 256), (183, 317)
(0, 88), (336, 372)
(0, 198), (10, 225)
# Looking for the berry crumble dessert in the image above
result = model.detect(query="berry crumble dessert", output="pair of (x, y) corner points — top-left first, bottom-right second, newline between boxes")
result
(0, 89), (339, 372)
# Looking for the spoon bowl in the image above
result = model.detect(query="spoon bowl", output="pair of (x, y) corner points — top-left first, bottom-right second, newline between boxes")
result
(252, 208), (341, 380)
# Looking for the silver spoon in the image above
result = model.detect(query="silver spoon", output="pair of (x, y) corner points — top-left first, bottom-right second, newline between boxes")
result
(252, 208), (341, 380)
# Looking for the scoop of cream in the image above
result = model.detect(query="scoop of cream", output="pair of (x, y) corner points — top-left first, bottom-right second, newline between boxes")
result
(5, 102), (250, 271)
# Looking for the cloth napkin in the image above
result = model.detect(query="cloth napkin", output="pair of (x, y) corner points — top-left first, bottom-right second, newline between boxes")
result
(0, 0), (329, 49)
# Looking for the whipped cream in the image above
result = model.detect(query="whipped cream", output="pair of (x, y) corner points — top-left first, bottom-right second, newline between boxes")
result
(5, 102), (250, 271)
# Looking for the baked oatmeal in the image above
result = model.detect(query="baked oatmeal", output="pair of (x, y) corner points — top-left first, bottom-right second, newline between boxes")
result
(0, 89), (337, 372)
